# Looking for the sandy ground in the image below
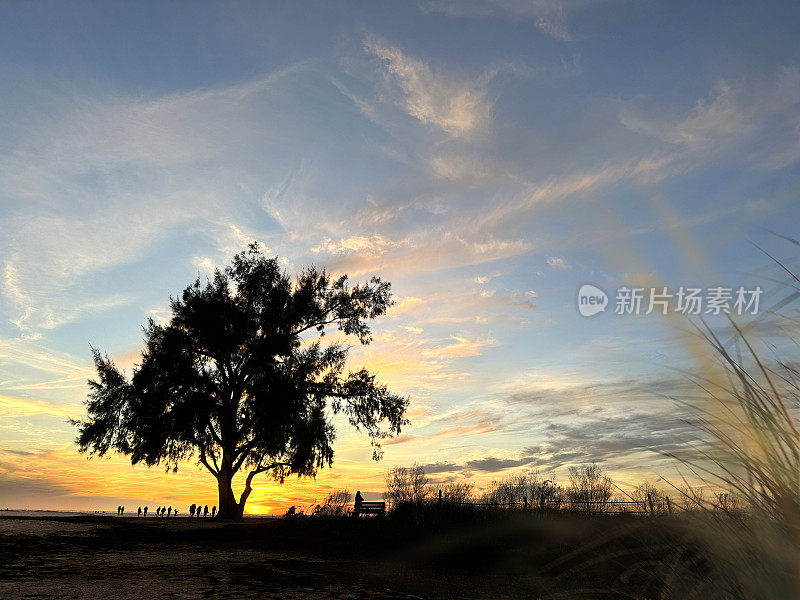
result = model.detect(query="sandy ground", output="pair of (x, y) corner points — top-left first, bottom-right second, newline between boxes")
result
(0, 517), (109, 537)
(0, 516), (443, 599)
(1, 512), (679, 599)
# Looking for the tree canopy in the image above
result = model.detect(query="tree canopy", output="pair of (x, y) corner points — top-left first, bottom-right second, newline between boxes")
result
(74, 244), (409, 519)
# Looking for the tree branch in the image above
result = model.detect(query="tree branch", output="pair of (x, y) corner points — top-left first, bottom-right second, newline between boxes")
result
(208, 444), (220, 473)
(231, 438), (259, 472)
(238, 461), (292, 505)
(198, 446), (219, 476)
(291, 317), (339, 337)
(207, 421), (223, 447)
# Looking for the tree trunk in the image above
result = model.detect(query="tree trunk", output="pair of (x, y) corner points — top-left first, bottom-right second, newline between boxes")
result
(216, 469), (244, 521)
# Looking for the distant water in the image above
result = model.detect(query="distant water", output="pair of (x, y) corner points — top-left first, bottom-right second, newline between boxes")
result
(0, 509), (100, 518)
(0, 509), (279, 518)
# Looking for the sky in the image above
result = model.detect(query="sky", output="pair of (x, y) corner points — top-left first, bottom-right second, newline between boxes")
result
(2, 0), (800, 514)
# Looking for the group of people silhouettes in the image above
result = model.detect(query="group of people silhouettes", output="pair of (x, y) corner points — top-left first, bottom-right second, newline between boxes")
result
(189, 504), (216, 518)
(117, 504), (216, 517)
(130, 505), (177, 517)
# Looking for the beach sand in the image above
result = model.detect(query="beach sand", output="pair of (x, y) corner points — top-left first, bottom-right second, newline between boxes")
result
(1, 511), (682, 598)
(0, 515), (478, 599)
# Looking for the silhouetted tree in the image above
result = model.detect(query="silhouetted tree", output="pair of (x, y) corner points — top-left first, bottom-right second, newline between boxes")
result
(73, 244), (408, 520)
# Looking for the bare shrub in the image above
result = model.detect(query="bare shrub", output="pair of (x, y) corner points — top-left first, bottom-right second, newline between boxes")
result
(630, 481), (669, 514)
(712, 491), (743, 515)
(481, 471), (564, 509)
(537, 478), (564, 510)
(567, 464), (612, 513)
(435, 481), (474, 504)
(312, 489), (352, 517)
(385, 464), (430, 506)
(674, 483), (708, 512)
(482, 472), (537, 507)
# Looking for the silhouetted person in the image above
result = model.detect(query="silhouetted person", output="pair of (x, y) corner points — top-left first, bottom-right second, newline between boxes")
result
(203, 505), (209, 518)
(211, 506), (216, 518)
(196, 503), (201, 518)
(167, 506), (172, 517)
(117, 505), (121, 516)
(143, 505), (148, 517)
(121, 506), (125, 515)
(174, 509), (178, 517)
(354, 490), (364, 517)
(138, 506), (142, 517)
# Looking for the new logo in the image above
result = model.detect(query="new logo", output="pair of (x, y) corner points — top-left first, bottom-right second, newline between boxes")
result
(577, 284), (608, 317)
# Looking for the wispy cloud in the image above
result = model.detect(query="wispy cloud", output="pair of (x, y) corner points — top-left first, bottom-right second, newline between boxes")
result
(421, 335), (498, 358)
(0, 64), (307, 334)
(0, 337), (91, 382)
(620, 68), (800, 165)
(0, 394), (78, 418)
(311, 234), (405, 257)
(429, 153), (507, 187)
(363, 35), (493, 138)
(620, 82), (750, 148)
(324, 232), (533, 277)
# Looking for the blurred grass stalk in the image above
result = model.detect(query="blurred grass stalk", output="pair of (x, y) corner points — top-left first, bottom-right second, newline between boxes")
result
(669, 281), (800, 598)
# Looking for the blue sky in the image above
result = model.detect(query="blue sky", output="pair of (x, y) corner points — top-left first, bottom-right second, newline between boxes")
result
(2, 0), (800, 512)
